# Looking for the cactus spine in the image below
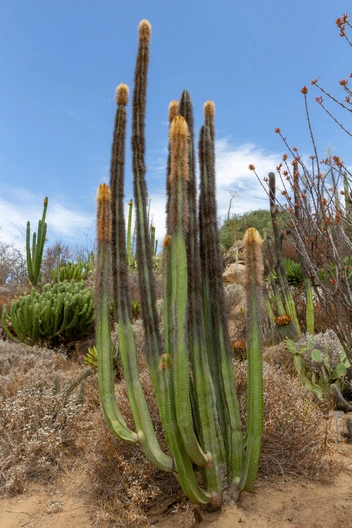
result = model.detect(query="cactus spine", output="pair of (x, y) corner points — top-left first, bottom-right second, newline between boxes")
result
(26, 197), (48, 286)
(95, 20), (264, 506)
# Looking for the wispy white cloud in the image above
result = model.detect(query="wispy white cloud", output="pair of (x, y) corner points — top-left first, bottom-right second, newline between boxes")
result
(147, 139), (281, 243)
(0, 188), (94, 250)
(0, 140), (281, 253)
(215, 138), (281, 218)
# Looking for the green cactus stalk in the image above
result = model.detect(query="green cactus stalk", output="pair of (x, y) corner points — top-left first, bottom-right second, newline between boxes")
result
(239, 228), (264, 491)
(127, 199), (133, 265)
(109, 83), (132, 322)
(166, 115), (209, 468)
(305, 278), (314, 334)
(56, 248), (61, 284)
(267, 174), (301, 337)
(150, 225), (156, 256)
(132, 20), (162, 378)
(95, 183), (138, 445)
(26, 197), (48, 286)
(106, 81), (174, 471)
(166, 100), (179, 233)
(199, 102), (244, 489)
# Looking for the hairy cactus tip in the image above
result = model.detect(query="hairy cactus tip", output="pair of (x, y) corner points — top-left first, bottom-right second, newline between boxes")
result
(138, 19), (152, 42)
(243, 227), (264, 286)
(96, 183), (111, 241)
(116, 83), (129, 106)
(170, 115), (189, 140)
(203, 100), (215, 118)
(96, 183), (111, 203)
(168, 100), (179, 122)
(163, 234), (172, 247)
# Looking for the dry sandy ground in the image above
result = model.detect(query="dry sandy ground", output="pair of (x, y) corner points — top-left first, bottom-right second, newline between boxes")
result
(1, 435), (351, 528)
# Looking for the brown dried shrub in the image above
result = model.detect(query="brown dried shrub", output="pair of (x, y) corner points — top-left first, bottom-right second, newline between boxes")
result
(0, 341), (87, 496)
(234, 360), (331, 479)
(0, 335), (332, 525)
(78, 373), (180, 527)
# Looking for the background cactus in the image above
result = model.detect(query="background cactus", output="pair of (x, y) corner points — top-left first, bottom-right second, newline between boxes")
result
(26, 197), (48, 286)
(286, 335), (351, 400)
(2, 280), (94, 345)
(51, 254), (94, 283)
(94, 19), (264, 506)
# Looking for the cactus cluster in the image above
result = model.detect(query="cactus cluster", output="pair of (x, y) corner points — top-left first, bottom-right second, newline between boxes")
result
(2, 280), (94, 345)
(94, 20), (264, 506)
(51, 253), (95, 283)
(26, 197), (48, 286)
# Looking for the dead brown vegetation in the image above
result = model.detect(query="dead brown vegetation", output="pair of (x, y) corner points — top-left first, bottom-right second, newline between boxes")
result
(0, 335), (334, 527)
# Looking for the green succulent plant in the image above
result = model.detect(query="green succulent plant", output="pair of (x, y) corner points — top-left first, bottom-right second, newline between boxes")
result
(2, 280), (94, 346)
(26, 197), (48, 286)
(286, 336), (351, 399)
(269, 258), (304, 287)
(52, 254), (94, 283)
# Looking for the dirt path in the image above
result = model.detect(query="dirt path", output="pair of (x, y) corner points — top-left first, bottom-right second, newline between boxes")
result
(1, 442), (351, 527)
(197, 443), (352, 528)
(0, 473), (93, 528)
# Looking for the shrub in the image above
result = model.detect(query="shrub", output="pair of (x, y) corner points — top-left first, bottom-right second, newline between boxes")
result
(0, 341), (86, 496)
(0, 240), (27, 286)
(234, 361), (331, 478)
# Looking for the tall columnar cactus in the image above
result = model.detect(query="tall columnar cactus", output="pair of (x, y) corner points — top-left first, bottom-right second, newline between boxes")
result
(267, 173), (301, 337)
(26, 197), (48, 286)
(240, 228), (264, 490)
(94, 19), (264, 506)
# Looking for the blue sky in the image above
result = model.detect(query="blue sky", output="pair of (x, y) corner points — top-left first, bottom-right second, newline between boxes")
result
(0, 0), (351, 252)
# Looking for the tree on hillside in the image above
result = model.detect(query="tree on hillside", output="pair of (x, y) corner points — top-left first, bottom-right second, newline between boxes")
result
(220, 209), (287, 250)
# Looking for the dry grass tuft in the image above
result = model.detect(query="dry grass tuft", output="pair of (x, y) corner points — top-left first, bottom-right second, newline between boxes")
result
(0, 341), (88, 496)
(234, 360), (332, 480)
(0, 335), (334, 525)
(78, 374), (180, 527)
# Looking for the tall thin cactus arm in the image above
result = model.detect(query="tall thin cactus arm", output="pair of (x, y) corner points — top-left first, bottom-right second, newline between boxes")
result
(268, 173), (301, 336)
(239, 227), (264, 491)
(131, 21), (164, 398)
(166, 100), (179, 233)
(127, 199), (134, 266)
(101, 82), (173, 471)
(199, 103), (244, 488)
(95, 183), (138, 444)
(26, 197), (48, 286)
(110, 83), (132, 322)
